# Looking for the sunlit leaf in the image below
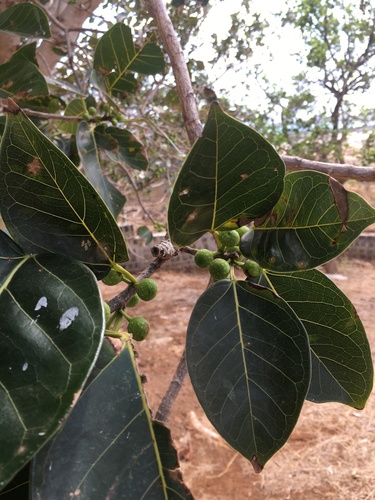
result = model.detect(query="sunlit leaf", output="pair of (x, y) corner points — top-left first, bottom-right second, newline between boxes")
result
(264, 269), (373, 408)
(168, 102), (285, 246)
(32, 343), (192, 499)
(76, 121), (126, 219)
(240, 171), (375, 272)
(0, 253), (104, 488)
(186, 279), (310, 471)
(0, 101), (128, 278)
(93, 23), (164, 97)
(0, 3), (51, 38)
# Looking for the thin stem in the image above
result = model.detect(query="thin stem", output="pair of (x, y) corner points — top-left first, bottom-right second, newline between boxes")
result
(155, 350), (187, 423)
(117, 161), (157, 225)
(21, 109), (84, 122)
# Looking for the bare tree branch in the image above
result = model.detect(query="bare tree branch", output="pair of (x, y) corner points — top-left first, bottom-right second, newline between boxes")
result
(282, 155), (375, 181)
(144, 0), (203, 145)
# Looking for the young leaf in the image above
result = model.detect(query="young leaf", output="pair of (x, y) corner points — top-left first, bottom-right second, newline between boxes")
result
(76, 121), (126, 219)
(240, 171), (375, 272)
(168, 102), (285, 246)
(0, 101), (128, 278)
(0, 3), (51, 38)
(264, 269), (374, 409)
(186, 279), (310, 472)
(0, 253), (104, 489)
(93, 23), (164, 97)
(31, 343), (192, 499)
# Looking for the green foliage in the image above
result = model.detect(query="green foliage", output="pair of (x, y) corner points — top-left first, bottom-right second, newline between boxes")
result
(31, 344), (192, 498)
(168, 102), (285, 246)
(0, 3), (51, 38)
(0, 1), (374, 495)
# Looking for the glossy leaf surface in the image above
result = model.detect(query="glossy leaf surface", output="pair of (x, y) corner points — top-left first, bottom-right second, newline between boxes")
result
(0, 253), (104, 488)
(186, 279), (310, 471)
(168, 102), (285, 246)
(32, 343), (192, 499)
(93, 23), (164, 97)
(0, 3), (50, 38)
(240, 171), (375, 272)
(76, 121), (126, 219)
(0, 102), (128, 277)
(264, 269), (374, 408)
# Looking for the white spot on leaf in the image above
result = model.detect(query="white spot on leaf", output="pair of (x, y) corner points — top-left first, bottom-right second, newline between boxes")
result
(22, 362), (28, 372)
(35, 296), (48, 311)
(59, 307), (79, 331)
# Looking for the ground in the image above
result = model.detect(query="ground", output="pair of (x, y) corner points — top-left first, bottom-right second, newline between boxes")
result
(101, 256), (375, 500)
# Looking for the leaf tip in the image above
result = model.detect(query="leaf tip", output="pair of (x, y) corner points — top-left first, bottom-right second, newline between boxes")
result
(251, 454), (263, 474)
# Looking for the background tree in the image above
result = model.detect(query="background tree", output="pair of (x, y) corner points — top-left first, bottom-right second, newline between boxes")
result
(280, 0), (375, 162)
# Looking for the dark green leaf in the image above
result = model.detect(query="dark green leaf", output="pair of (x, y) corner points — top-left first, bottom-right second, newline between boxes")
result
(153, 422), (194, 499)
(76, 121), (126, 219)
(31, 343), (192, 499)
(265, 269), (373, 409)
(101, 126), (149, 170)
(0, 231), (24, 286)
(0, 46), (48, 99)
(240, 171), (375, 272)
(93, 23), (164, 97)
(10, 42), (39, 65)
(186, 279), (310, 471)
(58, 98), (87, 134)
(0, 102), (128, 278)
(0, 3), (51, 38)
(0, 254), (104, 488)
(168, 102), (285, 246)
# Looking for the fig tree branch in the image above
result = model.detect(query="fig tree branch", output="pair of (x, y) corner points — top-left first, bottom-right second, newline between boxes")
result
(282, 155), (375, 181)
(144, 0), (203, 145)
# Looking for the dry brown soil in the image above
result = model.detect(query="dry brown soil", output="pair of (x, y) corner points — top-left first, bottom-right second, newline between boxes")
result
(102, 256), (375, 500)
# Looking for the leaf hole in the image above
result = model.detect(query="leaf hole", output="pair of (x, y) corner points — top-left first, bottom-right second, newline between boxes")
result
(179, 188), (189, 196)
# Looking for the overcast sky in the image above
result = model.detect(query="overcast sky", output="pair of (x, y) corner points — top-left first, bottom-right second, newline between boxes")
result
(190, 0), (375, 116)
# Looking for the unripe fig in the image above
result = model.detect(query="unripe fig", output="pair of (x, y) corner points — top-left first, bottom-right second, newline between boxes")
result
(102, 269), (123, 286)
(127, 294), (140, 308)
(217, 230), (240, 248)
(243, 259), (262, 277)
(136, 278), (158, 301)
(194, 249), (214, 268)
(128, 317), (150, 341)
(209, 258), (231, 281)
